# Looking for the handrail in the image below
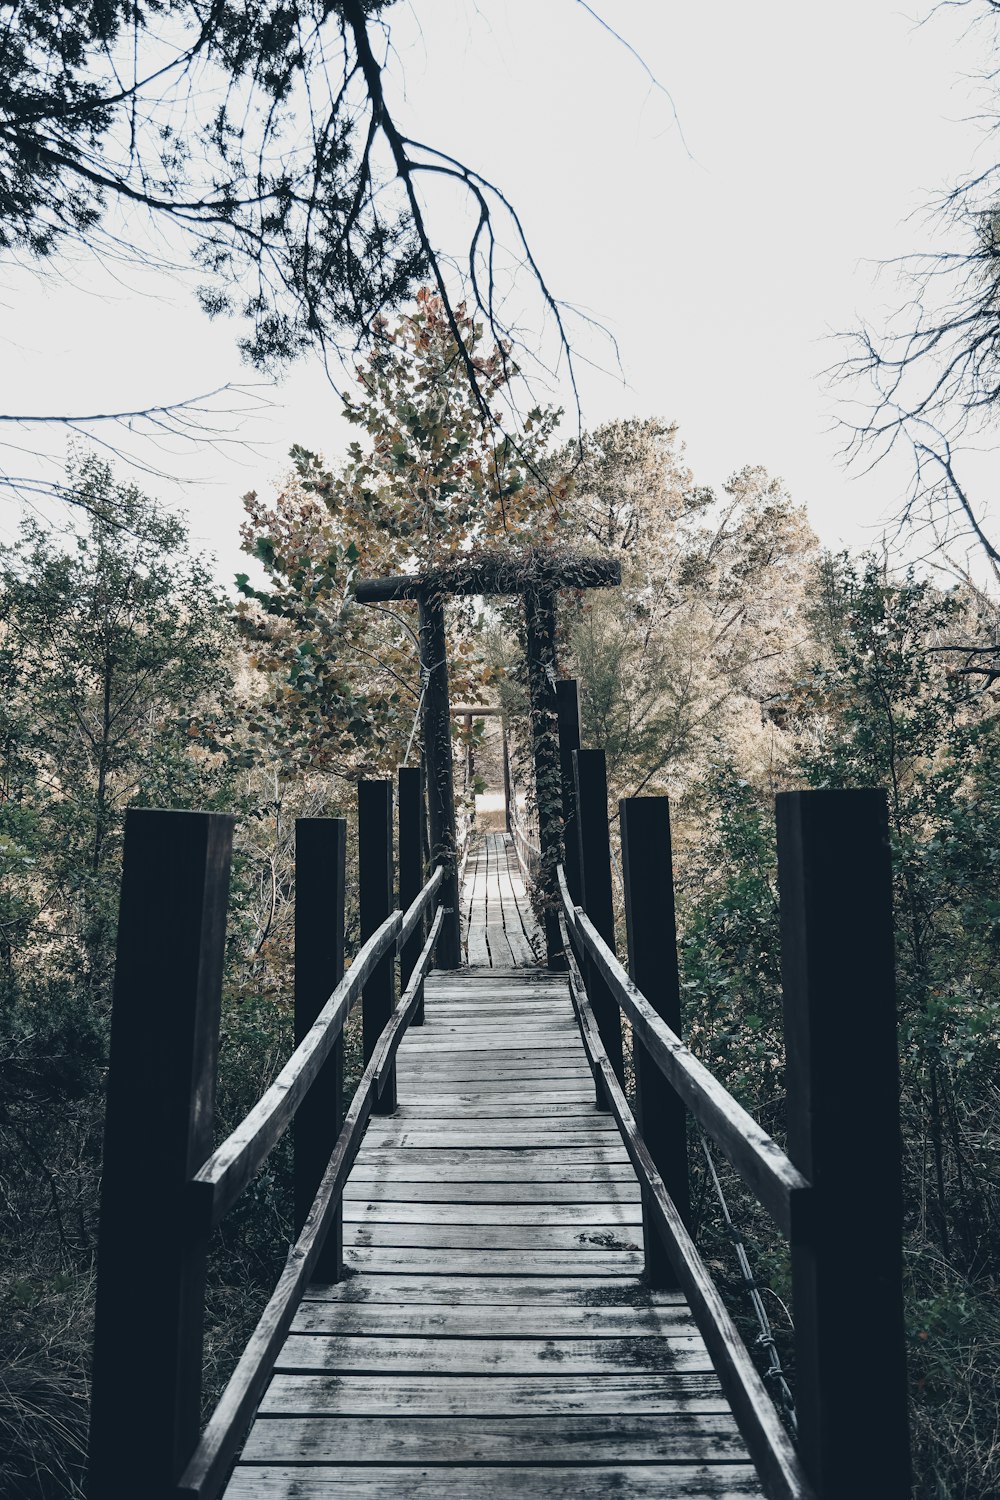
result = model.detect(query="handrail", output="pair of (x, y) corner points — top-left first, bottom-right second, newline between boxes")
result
(559, 913), (813, 1500)
(177, 887), (444, 1500)
(192, 866), (443, 1233)
(508, 791), (540, 884)
(557, 864), (811, 1241)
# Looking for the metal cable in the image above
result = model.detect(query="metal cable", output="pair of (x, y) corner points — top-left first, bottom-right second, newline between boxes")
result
(699, 1132), (797, 1431)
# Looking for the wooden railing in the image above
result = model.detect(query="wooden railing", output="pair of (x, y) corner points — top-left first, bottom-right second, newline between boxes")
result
(87, 771), (443, 1500)
(556, 759), (912, 1500)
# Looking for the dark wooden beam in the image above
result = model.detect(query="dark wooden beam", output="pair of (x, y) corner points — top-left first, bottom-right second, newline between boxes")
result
(358, 780), (396, 1114)
(777, 788), (910, 1499)
(620, 795), (690, 1288)
(524, 584), (564, 970)
(555, 678), (583, 906)
(356, 552), (621, 602)
(398, 766), (427, 1025)
(88, 809), (234, 1499)
(294, 817), (346, 1283)
(418, 592), (461, 968)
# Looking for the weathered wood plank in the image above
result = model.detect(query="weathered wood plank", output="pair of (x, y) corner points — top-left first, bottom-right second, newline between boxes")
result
(342, 1201), (641, 1227)
(343, 1180), (641, 1204)
(343, 1247), (645, 1276)
(360, 1129), (623, 1150)
(302, 1275), (686, 1306)
(344, 1222), (642, 1252)
(226, 1465), (764, 1499)
(353, 1146), (630, 1168)
(289, 1300), (694, 1337)
(261, 1370), (727, 1416)
(347, 1159), (638, 1182)
(240, 1414), (745, 1464)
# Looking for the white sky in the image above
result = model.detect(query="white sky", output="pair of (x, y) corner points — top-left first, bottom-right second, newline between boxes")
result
(0, 0), (991, 584)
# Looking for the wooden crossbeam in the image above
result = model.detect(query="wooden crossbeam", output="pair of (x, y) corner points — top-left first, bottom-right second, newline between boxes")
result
(355, 552), (620, 602)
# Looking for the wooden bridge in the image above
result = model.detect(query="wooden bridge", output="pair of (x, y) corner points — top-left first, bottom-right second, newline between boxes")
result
(85, 695), (912, 1500)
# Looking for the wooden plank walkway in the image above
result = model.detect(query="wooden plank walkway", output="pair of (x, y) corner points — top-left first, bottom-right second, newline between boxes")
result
(225, 841), (763, 1498)
(461, 830), (541, 967)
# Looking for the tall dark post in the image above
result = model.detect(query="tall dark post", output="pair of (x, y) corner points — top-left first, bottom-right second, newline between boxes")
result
(501, 720), (513, 834)
(359, 779), (397, 1114)
(524, 584), (564, 968)
(418, 590), (461, 969)
(777, 788), (910, 1500)
(620, 796), (689, 1287)
(294, 817), (346, 1282)
(572, 748), (624, 1099)
(398, 765), (427, 1025)
(88, 810), (234, 1500)
(556, 677), (582, 905)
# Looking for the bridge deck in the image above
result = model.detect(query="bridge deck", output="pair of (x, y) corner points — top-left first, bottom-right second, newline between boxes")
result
(225, 843), (763, 1498)
(461, 830), (542, 967)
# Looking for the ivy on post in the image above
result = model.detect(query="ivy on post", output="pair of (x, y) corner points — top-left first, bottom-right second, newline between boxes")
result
(777, 788), (910, 1500)
(87, 809), (234, 1500)
(555, 677), (583, 905)
(572, 748), (625, 1103)
(359, 779), (397, 1113)
(398, 765), (427, 1024)
(524, 584), (565, 969)
(620, 795), (689, 1288)
(294, 816), (346, 1283)
(356, 550), (620, 974)
(417, 590), (462, 969)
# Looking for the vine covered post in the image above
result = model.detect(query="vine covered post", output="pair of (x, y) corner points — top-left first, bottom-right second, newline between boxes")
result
(572, 748), (624, 1101)
(294, 816), (346, 1282)
(555, 677), (583, 905)
(398, 765), (427, 1024)
(87, 809), (234, 1499)
(776, 788), (910, 1500)
(359, 779), (397, 1113)
(417, 590), (461, 969)
(620, 795), (689, 1288)
(524, 583), (564, 969)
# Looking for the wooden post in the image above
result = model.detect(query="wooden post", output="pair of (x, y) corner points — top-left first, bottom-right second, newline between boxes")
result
(620, 796), (689, 1288)
(359, 779), (397, 1114)
(572, 749), (624, 1099)
(294, 817), (346, 1283)
(418, 590), (461, 969)
(524, 584), (564, 969)
(398, 765), (427, 1025)
(556, 677), (583, 905)
(501, 720), (512, 834)
(776, 788), (910, 1499)
(87, 809), (234, 1500)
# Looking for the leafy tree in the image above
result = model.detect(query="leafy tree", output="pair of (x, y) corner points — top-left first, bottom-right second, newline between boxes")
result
(238, 289), (562, 777)
(553, 426), (818, 798)
(0, 455), (233, 985)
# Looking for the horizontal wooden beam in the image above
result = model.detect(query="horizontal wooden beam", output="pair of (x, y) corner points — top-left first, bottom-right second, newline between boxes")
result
(177, 897), (444, 1500)
(558, 867), (811, 1241)
(561, 922), (813, 1500)
(356, 553), (621, 602)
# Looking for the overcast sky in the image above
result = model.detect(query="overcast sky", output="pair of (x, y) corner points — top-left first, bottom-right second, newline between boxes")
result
(0, 1), (990, 582)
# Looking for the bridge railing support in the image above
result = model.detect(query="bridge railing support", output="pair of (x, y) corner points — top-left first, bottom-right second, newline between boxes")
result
(359, 779), (397, 1114)
(294, 817), (346, 1284)
(619, 795), (690, 1289)
(87, 809), (234, 1500)
(777, 788), (910, 1499)
(572, 748), (624, 1104)
(398, 766), (428, 1025)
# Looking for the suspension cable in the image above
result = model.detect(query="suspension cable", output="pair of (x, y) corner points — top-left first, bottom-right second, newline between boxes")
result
(699, 1131), (797, 1431)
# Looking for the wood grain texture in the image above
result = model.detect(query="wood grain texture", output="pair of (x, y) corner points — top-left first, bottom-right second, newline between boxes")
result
(222, 860), (763, 1500)
(225, 1466), (764, 1499)
(261, 1370), (727, 1416)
